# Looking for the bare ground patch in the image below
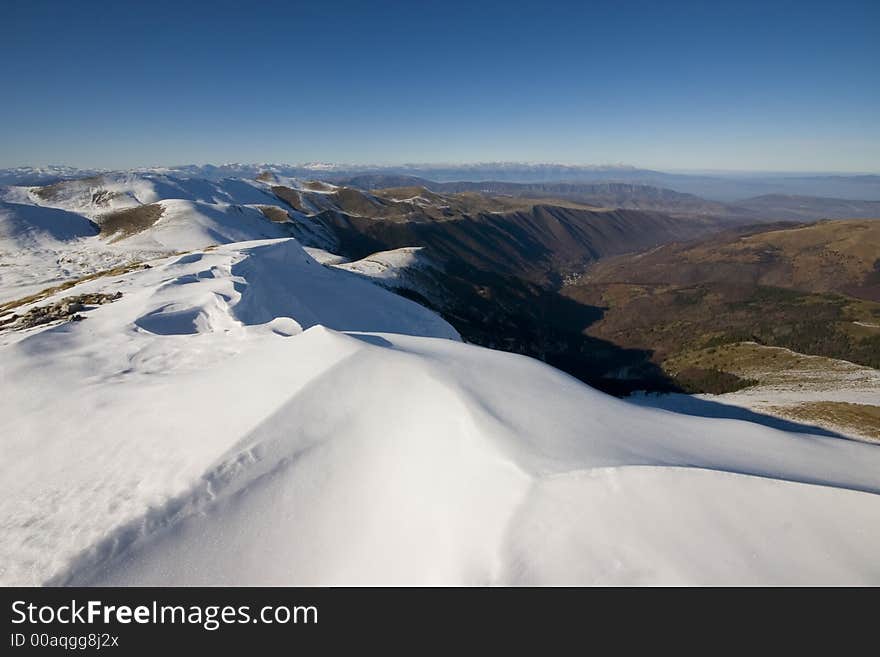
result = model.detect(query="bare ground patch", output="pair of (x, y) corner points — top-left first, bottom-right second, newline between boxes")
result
(257, 205), (290, 223)
(0, 262), (148, 318)
(271, 186), (307, 213)
(0, 292), (123, 331)
(97, 204), (164, 242)
(301, 180), (336, 192)
(768, 401), (880, 441)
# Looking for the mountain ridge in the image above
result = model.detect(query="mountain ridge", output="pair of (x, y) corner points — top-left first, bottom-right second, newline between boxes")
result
(5, 163), (880, 201)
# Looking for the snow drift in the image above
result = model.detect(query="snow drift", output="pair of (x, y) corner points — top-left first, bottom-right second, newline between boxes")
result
(2, 234), (879, 586)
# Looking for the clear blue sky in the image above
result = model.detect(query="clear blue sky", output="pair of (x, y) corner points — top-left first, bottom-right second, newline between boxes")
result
(2, 0), (878, 171)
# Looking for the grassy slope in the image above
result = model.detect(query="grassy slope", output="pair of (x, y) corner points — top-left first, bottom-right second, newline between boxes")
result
(563, 219), (880, 394)
(664, 341), (880, 441)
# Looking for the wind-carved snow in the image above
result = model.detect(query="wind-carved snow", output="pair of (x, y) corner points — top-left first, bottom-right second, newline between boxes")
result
(1, 236), (879, 586)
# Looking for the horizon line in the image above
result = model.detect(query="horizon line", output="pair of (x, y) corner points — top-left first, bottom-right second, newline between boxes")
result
(4, 161), (879, 177)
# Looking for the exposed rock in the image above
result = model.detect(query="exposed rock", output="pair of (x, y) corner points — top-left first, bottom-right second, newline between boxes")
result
(0, 292), (122, 331)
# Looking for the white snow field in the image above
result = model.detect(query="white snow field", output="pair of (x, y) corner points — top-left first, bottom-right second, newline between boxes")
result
(0, 201), (111, 302)
(1, 231), (880, 586)
(0, 174), (331, 304)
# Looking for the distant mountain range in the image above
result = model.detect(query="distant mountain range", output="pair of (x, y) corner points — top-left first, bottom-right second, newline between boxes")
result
(3, 162), (879, 202)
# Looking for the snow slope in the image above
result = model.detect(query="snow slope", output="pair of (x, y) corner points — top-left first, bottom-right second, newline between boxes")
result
(13, 173), (283, 218)
(0, 174), (330, 304)
(115, 200), (292, 251)
(0, 201), (128, 302)
(1, 236), (879, 586)
(333, 246), (443, 299)
(0, 201), (98, 246)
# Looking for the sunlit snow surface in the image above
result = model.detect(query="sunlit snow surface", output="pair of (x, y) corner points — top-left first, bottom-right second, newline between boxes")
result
(0, 236), (878, 586)
(0, 175), (319, 304)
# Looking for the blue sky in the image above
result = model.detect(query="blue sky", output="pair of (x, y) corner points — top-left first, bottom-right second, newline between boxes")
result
(2, 0), (878, 171)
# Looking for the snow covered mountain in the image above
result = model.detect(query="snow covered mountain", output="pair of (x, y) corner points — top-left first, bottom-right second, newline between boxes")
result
(0, 173), (336, 302)
(2, 170), (880, 586)
(0, 166), (105, 186)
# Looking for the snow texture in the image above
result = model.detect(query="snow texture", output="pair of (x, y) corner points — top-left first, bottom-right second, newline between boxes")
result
(1, 236), (879, 586)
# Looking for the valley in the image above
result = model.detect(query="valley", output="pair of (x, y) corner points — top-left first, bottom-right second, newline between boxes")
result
(565, 220), (880, 440)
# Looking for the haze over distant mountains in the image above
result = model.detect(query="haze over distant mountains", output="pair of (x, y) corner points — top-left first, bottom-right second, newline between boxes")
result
(3, 162), (880, 202)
